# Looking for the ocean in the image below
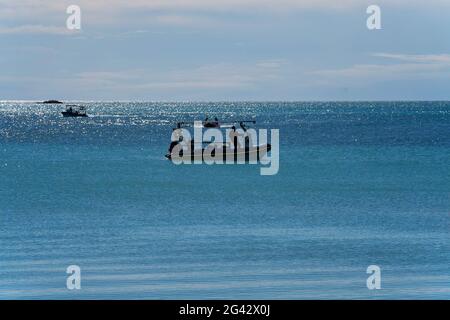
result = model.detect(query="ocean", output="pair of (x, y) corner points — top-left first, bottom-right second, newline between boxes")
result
(0, 101), (449, 299)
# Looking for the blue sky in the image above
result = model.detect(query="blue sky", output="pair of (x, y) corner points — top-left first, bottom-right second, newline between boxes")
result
(1, 0), (450, 101)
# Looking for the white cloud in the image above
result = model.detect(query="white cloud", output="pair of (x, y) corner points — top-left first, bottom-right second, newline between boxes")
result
(35, 0), (450, 11)
(152, 14), (221, 27)
(256, 59), (288, 69)
(310, 63), (445, 78)
(0, 0), (361, 16)
(308, 52), (450, 85)
(0, 25), (75, 35)
(373, 53), (450, 64)
(71, 61), (284, 91)
(2, 0), (449, 27)
(0, 60), (285, 99)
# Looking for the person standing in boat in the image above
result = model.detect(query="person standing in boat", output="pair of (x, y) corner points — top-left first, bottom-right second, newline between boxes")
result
(169, 128), (183, 154)
(168, 136), (180, 154)
(172, 127), (182, 141)
(229, 126), (243, 150)
(240, 121), (251, 150)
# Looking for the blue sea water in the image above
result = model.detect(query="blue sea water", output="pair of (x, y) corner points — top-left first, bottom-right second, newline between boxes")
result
(0, 101), (449, 299)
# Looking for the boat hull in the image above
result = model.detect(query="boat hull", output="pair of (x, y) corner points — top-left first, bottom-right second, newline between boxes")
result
(62, 112), (88, 117)
(165, 144), (271, 162)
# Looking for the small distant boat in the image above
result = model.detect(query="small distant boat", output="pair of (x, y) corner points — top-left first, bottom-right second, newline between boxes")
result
(61, 105), (88, 117)
(42, 100), (63, 104)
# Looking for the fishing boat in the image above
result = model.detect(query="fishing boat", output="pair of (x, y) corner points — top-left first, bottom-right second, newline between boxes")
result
(165, 119), (271, 162)
(61, 105), (88, 117)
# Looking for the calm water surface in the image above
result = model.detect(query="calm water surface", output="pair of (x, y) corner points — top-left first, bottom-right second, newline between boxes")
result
(0, 101), (449, 299)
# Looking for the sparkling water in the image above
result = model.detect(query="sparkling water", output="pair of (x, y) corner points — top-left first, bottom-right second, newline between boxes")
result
(1, 101), (449, 299)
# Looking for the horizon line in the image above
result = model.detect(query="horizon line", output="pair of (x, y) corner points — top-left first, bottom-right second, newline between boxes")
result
(1, 99), (450, 103)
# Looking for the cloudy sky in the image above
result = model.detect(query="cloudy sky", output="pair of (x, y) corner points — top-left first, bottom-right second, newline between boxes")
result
(1, 0), (449, 100)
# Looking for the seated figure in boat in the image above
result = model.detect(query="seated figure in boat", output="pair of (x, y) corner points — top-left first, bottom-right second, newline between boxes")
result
(203, 116), (220, 128)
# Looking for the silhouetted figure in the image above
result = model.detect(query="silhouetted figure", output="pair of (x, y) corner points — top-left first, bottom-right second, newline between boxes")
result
(229, 126), (243, 149)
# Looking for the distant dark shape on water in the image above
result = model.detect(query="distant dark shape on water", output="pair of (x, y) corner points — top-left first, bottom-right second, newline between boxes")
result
(42, 99), (63, 104)
(61, 104), (88, 117)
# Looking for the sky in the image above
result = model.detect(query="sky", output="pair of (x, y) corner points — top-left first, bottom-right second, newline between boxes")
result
(1, 0), (450, 101)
